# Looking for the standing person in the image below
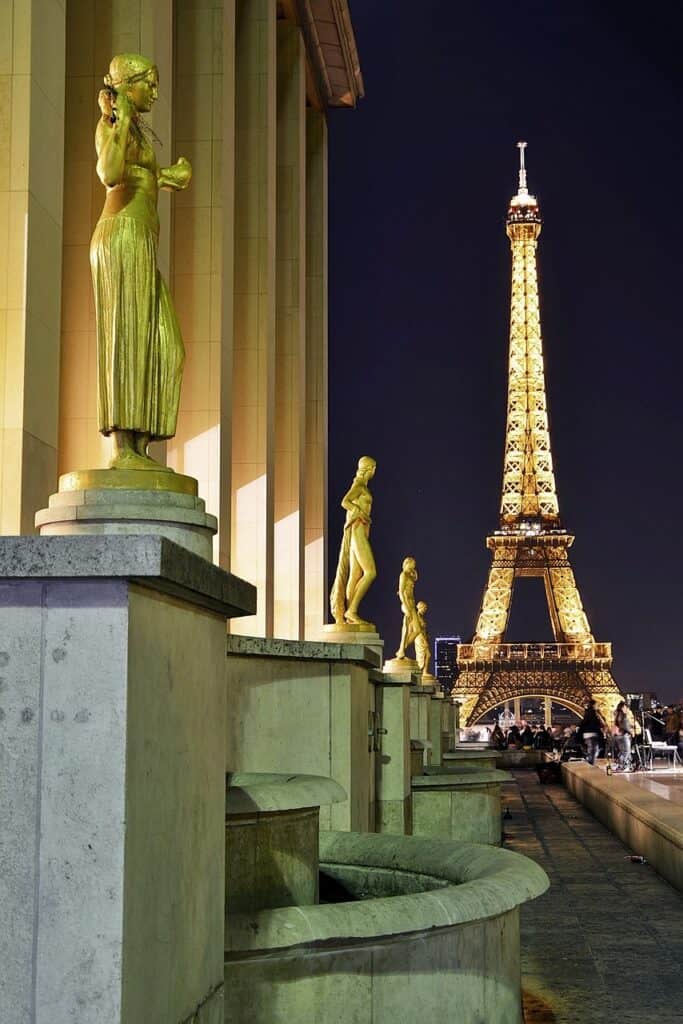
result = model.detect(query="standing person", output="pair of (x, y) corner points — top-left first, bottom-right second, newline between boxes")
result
(665, 705), (681, 746)
(579, 698), (605, 766)
(614, 700), (633, 771)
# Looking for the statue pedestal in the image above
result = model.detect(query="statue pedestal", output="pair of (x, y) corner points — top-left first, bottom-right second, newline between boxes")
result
(320, 622), (383, 660)
(35, 468), (216, 561)
(383, 656), (419, 675)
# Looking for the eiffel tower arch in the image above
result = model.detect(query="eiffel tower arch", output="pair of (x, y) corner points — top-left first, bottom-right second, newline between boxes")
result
(456, 144), (623, 726)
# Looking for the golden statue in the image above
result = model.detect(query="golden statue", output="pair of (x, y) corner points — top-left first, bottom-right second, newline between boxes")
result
(395, 556), (420, 659)
(414, 600), (435, 680)
(330, 456), (377, 626)
(90, 54), (192, 471)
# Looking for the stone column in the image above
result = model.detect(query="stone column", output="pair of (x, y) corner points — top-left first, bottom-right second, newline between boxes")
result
(273, 22), (305, 639)
(167, 0), (227, 560)
(544, 695), (552, 727)
(373, 672), (413, 835)
(514, 696), (521, 724)
(0, 0), (66, 534)
(230, 0), (276, 635)
(410, 683), (434, 767)
(303, 109), (328, 638)
(430, 692), (445, 767)
(0, 535), (255, 1024)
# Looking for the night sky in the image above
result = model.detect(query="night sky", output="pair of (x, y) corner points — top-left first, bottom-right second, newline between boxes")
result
(327, 2), (683, 704)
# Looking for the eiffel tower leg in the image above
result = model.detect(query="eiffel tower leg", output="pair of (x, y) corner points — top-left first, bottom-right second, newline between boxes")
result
(546, 550), (592, 641)
(577, 669), (623, 726)
(474, 554), (515, 644)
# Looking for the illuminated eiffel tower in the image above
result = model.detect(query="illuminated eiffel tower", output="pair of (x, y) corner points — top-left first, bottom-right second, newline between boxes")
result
(456, 143), (623, 725)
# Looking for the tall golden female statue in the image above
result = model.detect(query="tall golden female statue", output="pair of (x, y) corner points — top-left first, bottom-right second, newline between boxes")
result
(330, 456), (377, 626)
(91, 54), (192, 470)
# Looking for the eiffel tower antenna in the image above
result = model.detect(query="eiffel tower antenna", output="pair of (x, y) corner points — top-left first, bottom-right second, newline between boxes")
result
(454, 144), (623, 726)
(517, 140), (528, 194)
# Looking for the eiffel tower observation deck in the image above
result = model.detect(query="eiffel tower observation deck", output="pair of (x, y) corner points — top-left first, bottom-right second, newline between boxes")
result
(456, 144), (623, 726)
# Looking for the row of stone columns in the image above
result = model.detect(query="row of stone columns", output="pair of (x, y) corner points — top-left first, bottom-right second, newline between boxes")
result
(0, 0), (328, 640)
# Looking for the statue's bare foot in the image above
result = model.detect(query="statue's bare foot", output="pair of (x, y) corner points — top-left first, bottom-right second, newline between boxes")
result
(395, 650), (406, 659)
(344, 612), (371, 627)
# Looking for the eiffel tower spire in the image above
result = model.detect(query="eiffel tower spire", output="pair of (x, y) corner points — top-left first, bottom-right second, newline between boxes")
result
(501, 142), (560, 525)
(454, 144), (623, 726)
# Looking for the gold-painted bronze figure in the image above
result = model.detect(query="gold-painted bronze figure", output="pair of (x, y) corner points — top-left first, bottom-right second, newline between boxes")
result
(91, 53), (192, 470)
(330, 456), (377, 626)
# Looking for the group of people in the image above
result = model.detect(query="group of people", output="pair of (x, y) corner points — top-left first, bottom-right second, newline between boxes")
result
(489, 722), (557, 752)
(488, 698), (683, 772)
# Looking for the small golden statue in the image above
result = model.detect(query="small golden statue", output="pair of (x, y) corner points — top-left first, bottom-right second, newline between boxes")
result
(414, 600), (436, 681)
(91, 53), (192, 470)
(395, 556), (420, 660)
(329, 456), (377, 627)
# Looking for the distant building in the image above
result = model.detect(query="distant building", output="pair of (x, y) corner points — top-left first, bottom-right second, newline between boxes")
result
(434, 636), (462, 694)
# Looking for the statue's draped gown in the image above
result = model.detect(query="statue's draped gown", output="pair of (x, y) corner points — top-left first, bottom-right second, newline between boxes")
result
(90, 120), (184, 440)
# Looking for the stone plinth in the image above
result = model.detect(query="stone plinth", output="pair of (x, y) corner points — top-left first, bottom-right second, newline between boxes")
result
(319, 622), (384, 661)
(382, 655), (418, 675)
(442, 749), (501, 772)
(225, 636), (379, 832)
(0, 536), (255, 1024)
(411, 769), (512, 846)
(409, 684), (434, 767)
(35, 472), (217, 561)
(371, 669), (414, 835)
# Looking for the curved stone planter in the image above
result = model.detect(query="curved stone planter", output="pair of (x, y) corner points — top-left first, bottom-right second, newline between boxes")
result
(225, 830), (549, 1023)
(225, 772), (346, 914)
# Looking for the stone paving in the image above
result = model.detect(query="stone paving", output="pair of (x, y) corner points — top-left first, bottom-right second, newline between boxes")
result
(503, 771), (683, 1024)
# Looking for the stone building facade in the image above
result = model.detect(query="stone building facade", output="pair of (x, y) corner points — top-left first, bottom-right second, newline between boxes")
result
(0, 0), (362, 639)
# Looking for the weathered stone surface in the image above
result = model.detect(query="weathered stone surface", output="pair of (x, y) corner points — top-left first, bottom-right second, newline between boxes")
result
(507, 771), (683, 1024)
(226, 653), (376, 832)
(225, 633), (380, 668)
(0, 535), (256, 619)
(224, 830), (548, 1024)
(0, 539), (254, 1024)
(412, 770), (511, 845)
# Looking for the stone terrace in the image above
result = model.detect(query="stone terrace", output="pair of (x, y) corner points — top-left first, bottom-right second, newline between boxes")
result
(503, 771), (683, 1024)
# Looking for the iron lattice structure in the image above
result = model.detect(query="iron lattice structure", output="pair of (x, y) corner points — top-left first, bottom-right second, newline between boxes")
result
(456, 144), (623, 725)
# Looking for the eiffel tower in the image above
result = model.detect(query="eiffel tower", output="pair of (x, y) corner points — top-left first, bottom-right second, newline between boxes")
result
(456, 143), (623, 726)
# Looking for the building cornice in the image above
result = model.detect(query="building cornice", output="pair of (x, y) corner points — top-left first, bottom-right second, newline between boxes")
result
(296, 0), (364, 109)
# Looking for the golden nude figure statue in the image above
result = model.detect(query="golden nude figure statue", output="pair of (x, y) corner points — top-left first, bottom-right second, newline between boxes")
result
(395, 556), (420, 659)
(414, 600), (435, 679)
(330, 456), (377, 626)
(90, 53), (192, 470)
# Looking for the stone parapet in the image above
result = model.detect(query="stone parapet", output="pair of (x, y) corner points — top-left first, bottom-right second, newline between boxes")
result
(563, 762), (683, 893)
(0, 535), (254, 1024)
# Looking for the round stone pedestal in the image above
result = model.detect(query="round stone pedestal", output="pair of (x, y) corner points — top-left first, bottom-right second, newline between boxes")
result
(35, 468), (217, 560)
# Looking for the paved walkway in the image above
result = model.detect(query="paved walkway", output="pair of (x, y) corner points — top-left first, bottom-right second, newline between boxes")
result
(503, 771), (683, 1024)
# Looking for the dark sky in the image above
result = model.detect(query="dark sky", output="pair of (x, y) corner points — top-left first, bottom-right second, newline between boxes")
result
(326, 2), (683, 704)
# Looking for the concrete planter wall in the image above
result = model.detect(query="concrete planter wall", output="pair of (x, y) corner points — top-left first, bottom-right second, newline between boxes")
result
(224, 831), (549, 1024)
(225, 773), (346, 915)
(412, 770), (511, 845)
(225, 637), (379, 831)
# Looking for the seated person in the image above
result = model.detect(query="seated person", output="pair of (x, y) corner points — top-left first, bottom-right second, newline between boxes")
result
(490, 723), (506, 750)
(520, 724), (534, 749)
